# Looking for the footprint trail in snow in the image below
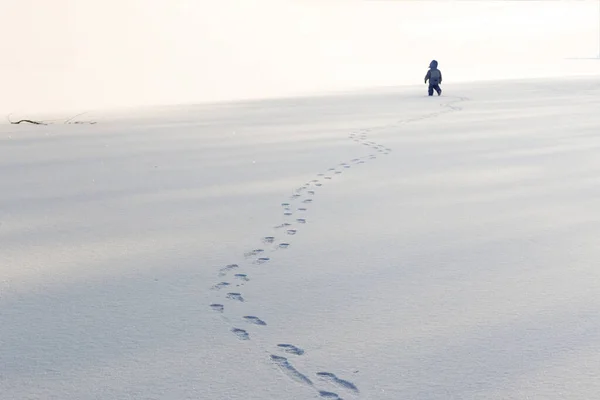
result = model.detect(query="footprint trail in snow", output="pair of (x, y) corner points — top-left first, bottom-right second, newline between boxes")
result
(207, 97), (467, 397)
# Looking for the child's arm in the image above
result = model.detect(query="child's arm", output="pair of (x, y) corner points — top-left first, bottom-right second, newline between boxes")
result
(424, 70), (431, 83)
(439, 70), (442, 84)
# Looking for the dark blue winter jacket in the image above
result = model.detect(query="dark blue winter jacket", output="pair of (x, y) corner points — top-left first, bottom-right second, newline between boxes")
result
(425, 60), (442, 85)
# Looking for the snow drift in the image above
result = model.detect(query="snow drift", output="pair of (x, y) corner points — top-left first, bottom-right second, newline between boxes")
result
(2, 76), (600, 399)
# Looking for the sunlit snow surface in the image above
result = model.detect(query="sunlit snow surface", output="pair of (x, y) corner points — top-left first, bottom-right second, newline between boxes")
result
(2, 77), (600, 399)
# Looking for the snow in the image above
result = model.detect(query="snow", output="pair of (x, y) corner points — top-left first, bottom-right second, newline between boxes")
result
(2, 76), (600, 399)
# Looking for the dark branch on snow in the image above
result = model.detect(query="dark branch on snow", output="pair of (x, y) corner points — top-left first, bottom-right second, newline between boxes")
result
(10, 119), (46, 125)
(6, 113), (96, 125)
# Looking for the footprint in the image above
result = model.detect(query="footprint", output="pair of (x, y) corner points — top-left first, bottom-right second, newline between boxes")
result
(318, 391), (342, 399)
(244, 316), (267, 326)
(263, 236), (275, 244)
(308, 190), (315, 195)
(275, 223), (292, 229)
(284, 211), (293, 216)
(286, 229), (297, 235)
(279, 243), (290, 249)
(317, 173), (324, 176)
(298, 208), (307, 212)
(255, 257), (270, 264)
(226, 293), (244, 302)
(324, 177), (332, 180)
(234, 274), (250, 281)
(315, 183), (323, 186)
(211, 282), (231, 290)
(270, 355), (313, 386)
(302, 199), (313, 204)
(282, 202), (291, 207)
(316, 372), (359, 393)
(231, 328), (249, 340)
(277, 344), (305, 355)
(210, 303), (224, 312)
(296, 218), (306, 224)
(218, 264), (239, 276)
(244, 249), (264, 258)
(335, 171), (342, 174)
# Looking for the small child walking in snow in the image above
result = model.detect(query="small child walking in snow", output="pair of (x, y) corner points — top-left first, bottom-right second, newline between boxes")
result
(424, 60), (442, 96)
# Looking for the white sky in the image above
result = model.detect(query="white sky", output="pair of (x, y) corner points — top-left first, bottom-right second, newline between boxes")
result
(1, 0), (599, 114)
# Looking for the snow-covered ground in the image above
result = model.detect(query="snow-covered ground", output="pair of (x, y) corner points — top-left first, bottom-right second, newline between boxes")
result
(2, 76), (600, 399)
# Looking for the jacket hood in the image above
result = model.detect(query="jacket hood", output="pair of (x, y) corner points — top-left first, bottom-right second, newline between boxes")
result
(429, 60), (438, 69)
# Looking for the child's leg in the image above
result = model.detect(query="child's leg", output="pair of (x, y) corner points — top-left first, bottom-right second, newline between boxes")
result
(435, 84), (442, 95)
(428, 84), (434, 96)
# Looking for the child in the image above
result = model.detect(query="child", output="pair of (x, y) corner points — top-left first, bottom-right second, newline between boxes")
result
(424, 60), (442, 96)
